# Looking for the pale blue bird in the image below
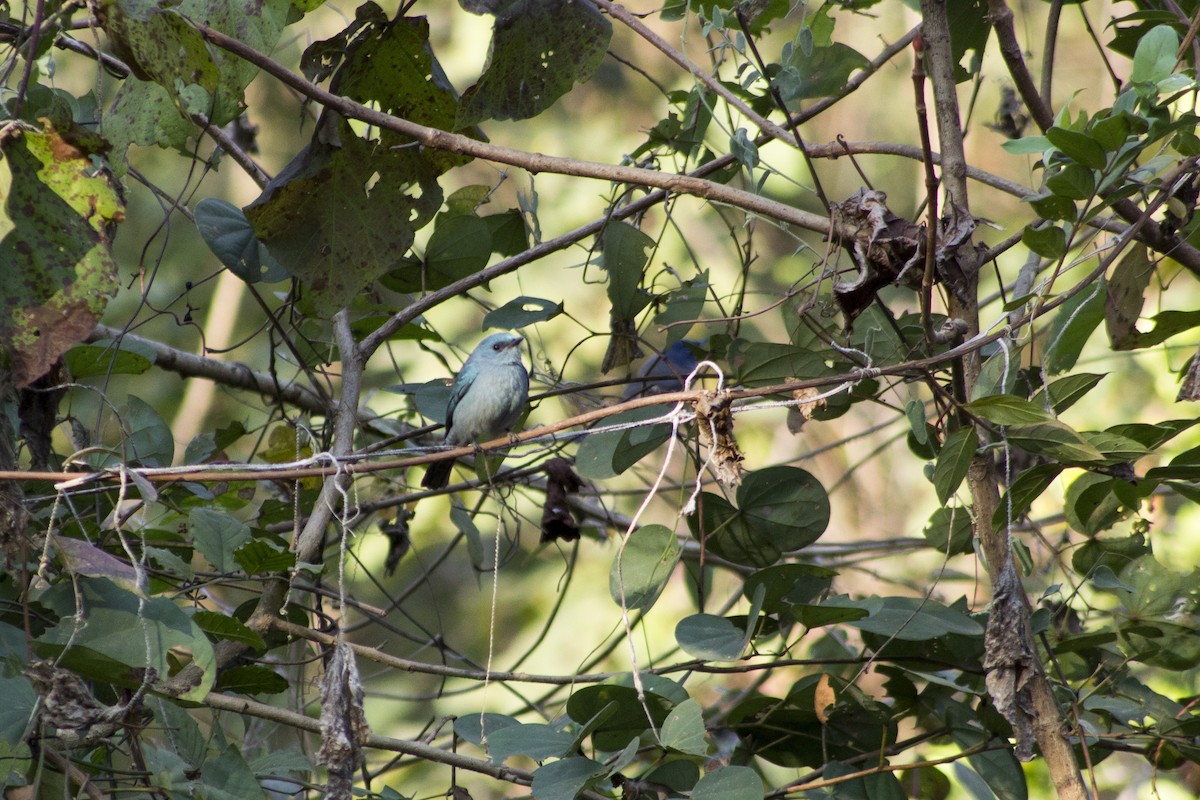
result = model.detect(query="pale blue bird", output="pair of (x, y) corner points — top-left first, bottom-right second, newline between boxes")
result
(421, 332), (530, 490)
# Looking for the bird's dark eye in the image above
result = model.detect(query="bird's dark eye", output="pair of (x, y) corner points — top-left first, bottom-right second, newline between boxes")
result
(493, 343), (502, 351)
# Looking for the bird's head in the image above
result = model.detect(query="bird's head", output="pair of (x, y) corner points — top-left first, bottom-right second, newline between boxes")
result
(471, 332), (525, 367)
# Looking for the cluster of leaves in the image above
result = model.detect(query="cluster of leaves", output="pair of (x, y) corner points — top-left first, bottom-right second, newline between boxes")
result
(7, 0), (1200, 798)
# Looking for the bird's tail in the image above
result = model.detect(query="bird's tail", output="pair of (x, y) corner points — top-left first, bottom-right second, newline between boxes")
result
(421, 459), (454, 490)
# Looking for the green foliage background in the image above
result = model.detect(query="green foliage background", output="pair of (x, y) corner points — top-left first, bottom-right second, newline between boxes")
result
(4, 0), (1200, 798)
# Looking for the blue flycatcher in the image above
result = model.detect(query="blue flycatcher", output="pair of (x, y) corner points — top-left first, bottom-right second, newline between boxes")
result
(621, 340), (701, 399)
(421, 332), (529, 490)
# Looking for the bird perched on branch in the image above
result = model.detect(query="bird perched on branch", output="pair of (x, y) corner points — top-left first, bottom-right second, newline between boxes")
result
(421, 332), (529, 490)
(621, 340), (701, 399)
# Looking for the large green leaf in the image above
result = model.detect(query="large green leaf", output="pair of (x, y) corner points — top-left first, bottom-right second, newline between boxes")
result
(660, 698), (708, 756)
(566, 683), (674, 751)
(530, 757), (605, 800)
(691, 766), (763, 800)
(675, 613), (746, 661)
(934, 427), (978, 504)
(37, 577), (216, 702)
(600, 222), (654, 319)
(737, 467), (829, 551)
(190, 508), (251, 574)
(247, 15), (463, 316)
(610, 525), (681, 611)
(848, 596), (983, 641)
(487, 723), (575, 764)
(457, 0), (612, 127)
(0, 126), (122, 386)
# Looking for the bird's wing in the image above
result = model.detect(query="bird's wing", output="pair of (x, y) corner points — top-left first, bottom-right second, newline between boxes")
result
(443, 369), (476, 436)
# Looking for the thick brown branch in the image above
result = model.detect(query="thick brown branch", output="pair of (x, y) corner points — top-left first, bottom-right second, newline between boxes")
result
(88, 324), (326, 414)
(191, 23), (828, 236)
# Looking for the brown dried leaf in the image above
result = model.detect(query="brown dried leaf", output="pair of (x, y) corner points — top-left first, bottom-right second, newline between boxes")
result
(1178, 345), (1200, 402)
(786, 384), (826, 434)
(983, 561), (1037, 761)
(814, 673), (835, 724)
(541, 457), (583, 543)
(52, 535), (139, 588)
(319, 640), (369, 798)
(694, 391), (743, 487)
(832, 189), (924, 327)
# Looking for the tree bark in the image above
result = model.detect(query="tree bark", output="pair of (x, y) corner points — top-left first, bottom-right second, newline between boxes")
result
(916, 2), (1088, 797)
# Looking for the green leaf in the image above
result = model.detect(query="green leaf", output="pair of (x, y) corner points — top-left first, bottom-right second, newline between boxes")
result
(610, 525), (681, 611)
(458, 0), (612, 126)
(737, 467), (830, 551)
(103, 79), (194, 169)
(727, 339), (834, 386)
(924, 505), (974, 555)
(691, 766), (764, 800)
(454, 713), (520, 746)
(1022, 223), (1067, 259)
(1132, 24), (1180, 85)
(200, 745), (263, 800)
(530, 757), (606, 800)
(1082, 430), (1151, 462)
(214, 664), (289, 696)
(600, 222), (654, 319)
(483, 296), (563, 330)
(425, 213), (493, 286)
(994, 464), (1062, 529)
(660, 698), (708, 755)
(192, 610), (266, 652)
(0, 677), (37, 745)
(1105, 244), (1154, 350)
(675, 614), (746, 661)
(64, 340), (155, 378)
(934, 427), (978, 504)
(102, 0), (219, 112)
(654, 271), (710, 340)
(1031, 373), (1106, 414)
(484, 210), (529, 256)
(1072, 532), (1150, 576)
(37, 577), (216, 702)
(246, 132), (444, 317)
(729, 127), (758, 169)
(119, 396), (174, 467)
(0, 127), (122, 387)
(1001, 134), (1051, 155)
(964, 394), (1055, 425)
(566, 683), (673, 751)
(643, 760), (700, 794)
(1045, 162), (1096, 200)
(575, 406), (672, 480)
(1006, 420), (1107, 463)
(791, 594), (873, 628)
(234, 539), (297, 576)
(743, 563), (837, 613)
(970, 345), (1022, 400)
(1064, 473), (1123, 535)
(777, 41), (869, 100)
(190, 508), (251, 574)
(487, 723), (575, 763)
(1089, 564), (1134, 592)
(1028, 189), (1078, 222)
(1046, 127), (1108, 169)
(848, 596), (983, 641)
(247, 16), (462, 316)
(1045, 281), (1105, 374)
(195, 198), (288, 283)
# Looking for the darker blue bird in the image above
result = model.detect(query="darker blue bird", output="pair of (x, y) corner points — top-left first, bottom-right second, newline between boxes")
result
(622, 340), (701, 399)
